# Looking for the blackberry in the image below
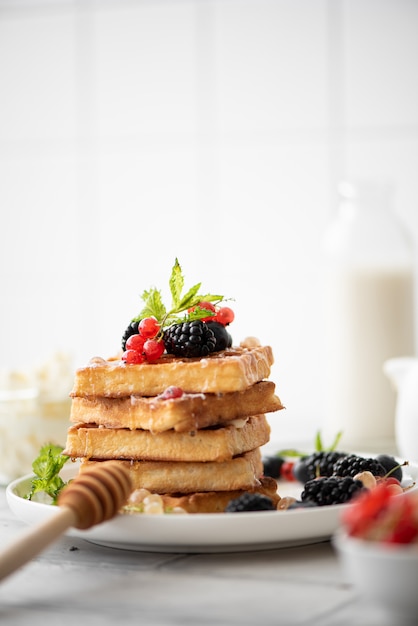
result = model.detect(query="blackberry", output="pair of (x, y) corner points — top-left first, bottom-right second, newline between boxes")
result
(332, 454), (386, 479)
(262, 455), (285, 479)
(301, 476), (365, 506)
(164, 320), (216, 358)
(293, 451), (348, 484)
(206, 321), (233, 351)
(121, 320), (140, 351)
(225, 493), (276, 512)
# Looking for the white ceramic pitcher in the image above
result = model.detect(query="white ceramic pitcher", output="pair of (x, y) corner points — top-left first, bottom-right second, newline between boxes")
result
(383, 357), (418, 460)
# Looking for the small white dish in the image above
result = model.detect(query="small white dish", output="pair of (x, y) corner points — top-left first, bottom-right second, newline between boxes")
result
(333, 529), (418, 620)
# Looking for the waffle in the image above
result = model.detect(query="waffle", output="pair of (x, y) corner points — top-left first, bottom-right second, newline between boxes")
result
(70, 381), (283, 432)
(80, 448), (264, 494)
(64, 415), (270, 463)
(126, 477), (282, 514)
(71, 345), (274, 397)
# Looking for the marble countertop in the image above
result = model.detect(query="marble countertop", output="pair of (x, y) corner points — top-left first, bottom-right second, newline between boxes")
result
(0, 486), (406, 626)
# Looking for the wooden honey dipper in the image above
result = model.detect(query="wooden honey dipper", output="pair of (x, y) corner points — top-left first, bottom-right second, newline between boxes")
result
(0, 461), (132, 581)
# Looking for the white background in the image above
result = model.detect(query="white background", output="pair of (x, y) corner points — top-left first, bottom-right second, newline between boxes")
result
(0, 0), (417, 446)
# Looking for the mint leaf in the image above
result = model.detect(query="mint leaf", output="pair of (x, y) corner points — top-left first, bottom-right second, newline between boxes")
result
(139, 288), (166, 321)
(169, 258), (184, 310)
(194, 294), (224, 304)
(175, 282), (202, 312)
(328, 431), (343, 451)
(28, 475), (67, 503)
(275, 448), (307, 458)
(315, 431), (323, 451)
(314, 430), (343, 452)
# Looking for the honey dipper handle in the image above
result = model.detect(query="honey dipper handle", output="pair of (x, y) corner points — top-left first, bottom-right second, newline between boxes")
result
(0, 506), (77, 582)
(0, 462), (132, 583)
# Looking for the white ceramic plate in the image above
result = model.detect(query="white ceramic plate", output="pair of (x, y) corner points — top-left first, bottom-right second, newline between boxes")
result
(6, 462), (418, 554)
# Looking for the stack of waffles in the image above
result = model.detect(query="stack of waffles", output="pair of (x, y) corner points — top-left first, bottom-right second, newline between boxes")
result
(64, 339), (284, 513)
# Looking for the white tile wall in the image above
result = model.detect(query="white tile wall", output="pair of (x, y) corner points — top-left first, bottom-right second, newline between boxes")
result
(95, 3), (198, 137)
(0, 0), (417, 445)
(214, 0), (329, 132)
(344, 0), (418, 128)
(0, 9), (77, 142)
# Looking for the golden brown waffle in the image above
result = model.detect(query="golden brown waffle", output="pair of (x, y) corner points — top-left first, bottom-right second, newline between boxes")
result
(64, 415), (270, 463)
(80, 448), (264, 494)
(71, 345), (274, 397)
(69, 381), (283, 432)
(132, 477), (281, 514)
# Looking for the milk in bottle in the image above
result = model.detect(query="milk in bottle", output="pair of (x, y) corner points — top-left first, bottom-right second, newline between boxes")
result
(322, 181), (415, 451)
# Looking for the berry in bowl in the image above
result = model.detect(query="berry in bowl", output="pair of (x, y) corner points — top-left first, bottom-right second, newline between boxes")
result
(333, 480), (418, 620)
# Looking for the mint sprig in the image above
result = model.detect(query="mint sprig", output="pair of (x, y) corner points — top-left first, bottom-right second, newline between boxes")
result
(274, 431), (344, 459)
(26, 443), (70, 504)
(134, 258), (225, 330)
(315, 430), (343, 452)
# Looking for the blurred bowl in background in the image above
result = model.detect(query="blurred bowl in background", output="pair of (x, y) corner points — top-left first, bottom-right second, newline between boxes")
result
(333, 529), (418, 621)
(0, 352), (73, 484)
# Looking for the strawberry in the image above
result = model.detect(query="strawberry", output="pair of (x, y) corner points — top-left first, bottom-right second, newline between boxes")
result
(386, 516), (418, 544)
(342, 482), (418, 544)
(341, 481), (393, 537)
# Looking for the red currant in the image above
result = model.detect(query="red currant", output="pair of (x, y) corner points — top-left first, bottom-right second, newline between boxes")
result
(159, 386), (184, 400)
(122, 349), (145, 364)
(125, 333), (145, 352)
(143, 339), (165, 362)
(138, 317), (160, 339)
(280, 461), (296, 482)
(215, 307), (235, 326)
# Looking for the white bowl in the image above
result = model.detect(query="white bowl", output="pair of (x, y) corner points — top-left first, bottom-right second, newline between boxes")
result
(333, 530), (418, 620)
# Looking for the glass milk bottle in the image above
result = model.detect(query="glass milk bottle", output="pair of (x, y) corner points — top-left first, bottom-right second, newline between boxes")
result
(322, 181), (415, 452)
